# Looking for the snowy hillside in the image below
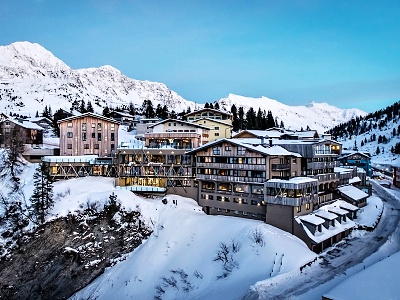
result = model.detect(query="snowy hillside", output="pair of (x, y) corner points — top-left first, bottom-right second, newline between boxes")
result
(217, 94), (367, 133)
(0, 42), (195, 116)
(330, 101), (400, 165)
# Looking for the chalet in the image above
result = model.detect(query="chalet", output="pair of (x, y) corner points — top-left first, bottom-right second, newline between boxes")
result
(58, 112), (119, 157)
(185, 108), (233, 125)
(110, 111), (134, 125)
(28, 116), (53, 131)
(337, 151), (372, 176)
(0, 117), (44, 147)
(337, 185), (368, 208)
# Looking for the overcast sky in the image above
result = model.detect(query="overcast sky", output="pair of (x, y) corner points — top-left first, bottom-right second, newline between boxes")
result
(1, 0), (399, 112)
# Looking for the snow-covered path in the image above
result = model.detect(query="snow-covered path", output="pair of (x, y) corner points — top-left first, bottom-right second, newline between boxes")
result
(245, 181), (400, 300)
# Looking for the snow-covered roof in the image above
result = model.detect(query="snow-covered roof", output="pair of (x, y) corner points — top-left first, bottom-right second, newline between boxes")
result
(338, 185), (369, 201)
(187, 138), (302, 158)
(185, 107), (232, 117)
(327, 207), (349, 216)
(8, 118), (44, 130)
(314, 210), (338, 220)
(349, 176), (361, 184)
(298, 214), (325, 226)
(334, 167), (353, 174)
(28, 116), (52, 123)
(58, 112), (120, 124)
(340, 150), (371, 159)
(338, 201), (359, 212)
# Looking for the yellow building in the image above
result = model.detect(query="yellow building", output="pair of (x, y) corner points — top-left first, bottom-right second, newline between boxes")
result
(192, 118), (232, 142)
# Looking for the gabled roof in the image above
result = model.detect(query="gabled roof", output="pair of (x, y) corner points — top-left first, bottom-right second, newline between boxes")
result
(28, 117), (52, 123)
(339, 151), (371, 159)
(7, 118), (44, 130)
(338, 185), (369, 201)
(148, 118), (210, 130)
(57, 112), (120, 124)
(186, 138), (302, 157)
(185, 108), (232, 117)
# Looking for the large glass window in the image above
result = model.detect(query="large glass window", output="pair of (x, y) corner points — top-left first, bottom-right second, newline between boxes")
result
(217, 182), (231, 192)
(213, 147), (220, 155)
(234, 183), (249, 193)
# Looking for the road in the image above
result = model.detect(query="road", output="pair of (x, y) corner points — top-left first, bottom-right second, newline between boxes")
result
(243, 181), (400, 300)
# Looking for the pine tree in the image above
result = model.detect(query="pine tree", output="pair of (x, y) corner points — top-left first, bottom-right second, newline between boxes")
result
(35, 111), (39, 118)
(231, 104), (240, 132)
(214, 102), (220, 110)
(79, 100), (86, 113)
(209, 103), (214, 109)
(30, 163), (54, 224)
(102, 106), (111, 118)
(238, 107), (245, 130)
(266, 110), (275, 129)
(204, 102), (210, 109)
(376, 146), (381, 155)
(86, 101), (94, 113)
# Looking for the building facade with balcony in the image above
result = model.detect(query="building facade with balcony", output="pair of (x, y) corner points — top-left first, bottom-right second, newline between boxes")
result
(272, 139), (342, 205)
(187, 138), (302, 221)
(146, 119), (210, 149)
(192, 118), (232, 142)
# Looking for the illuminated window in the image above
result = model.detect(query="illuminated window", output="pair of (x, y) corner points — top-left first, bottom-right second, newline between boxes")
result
(67, 122), (73, 128)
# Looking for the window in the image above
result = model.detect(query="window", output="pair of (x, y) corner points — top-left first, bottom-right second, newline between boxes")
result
(92, 132), (95, 138)
(173, 123), (176, 126)
(97, 123), (102, 131)
(94, 144), (99, 149)
(243, 211), (248, 216)
(67, 132), (73, 138)
(237, 146), (246, 155)
(111, 124), (115, 131)
(84, 144), (89, 149)
(214, 126), (219, 130)
(67, 122), (73, 128)
(111, 144), (115, 150)
(213, 147), (220, 155)
(215, 133), (220, 136)
(296, 206), (301, 213)
(251, 200), (258, 205)
(82, 132), (86, 141)
(82, 123), (87, 131)
(225, 146), (231, 151)
(67, 144), (72, 149)
(98, 133), (102, 141)
(92, 123), (96, 128)
(306, 203), (310, 210)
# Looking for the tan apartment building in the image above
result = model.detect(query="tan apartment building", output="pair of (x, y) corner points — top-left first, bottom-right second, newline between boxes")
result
(192, 118), (232, 142)
(58, 112), (120, 156)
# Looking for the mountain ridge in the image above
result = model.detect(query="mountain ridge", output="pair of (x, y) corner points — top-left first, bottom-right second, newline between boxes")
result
(0, 41), (367, 132)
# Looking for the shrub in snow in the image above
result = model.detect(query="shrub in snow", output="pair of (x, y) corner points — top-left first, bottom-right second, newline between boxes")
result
(250, 227), (266, 247)
(213, 240), (241, 279)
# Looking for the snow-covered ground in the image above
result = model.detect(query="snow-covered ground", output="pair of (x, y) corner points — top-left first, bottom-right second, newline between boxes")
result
(54, 177), (314, 300)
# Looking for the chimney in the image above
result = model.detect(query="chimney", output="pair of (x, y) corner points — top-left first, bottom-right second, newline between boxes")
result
(269, 139), (272, 147)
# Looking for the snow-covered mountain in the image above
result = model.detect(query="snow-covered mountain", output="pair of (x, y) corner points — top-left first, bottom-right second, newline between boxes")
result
(217, 94), (367, 133)
(0, 41), (366, 132)
(0, 42), (195, 116)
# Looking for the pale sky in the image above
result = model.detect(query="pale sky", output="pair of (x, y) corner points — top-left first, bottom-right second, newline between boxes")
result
(1, 0), (399, 112)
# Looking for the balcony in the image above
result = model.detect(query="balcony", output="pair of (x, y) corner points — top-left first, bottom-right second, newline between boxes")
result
(196, 174), (265, 183)
(196, 162), (266, 171)
(308, 173), (340, 183)
(264, 194), (317, 206)
(271, 163), (290, 171)
(307, 161), (340, 170)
